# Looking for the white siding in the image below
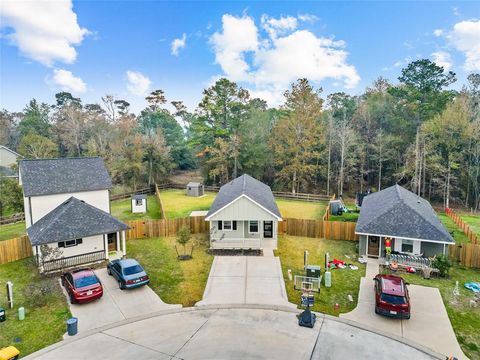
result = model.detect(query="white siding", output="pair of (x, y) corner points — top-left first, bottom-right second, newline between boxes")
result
(39, 234), (105, 258)
(0, 147), (18, 168)
(131, 198), (147, 213)
(208, 196), (277, 221)
(26, 189), (110, 227)
(394, 238), (421, 255)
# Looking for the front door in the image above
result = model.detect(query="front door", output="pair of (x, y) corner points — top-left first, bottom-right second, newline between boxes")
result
(108, 233), (117, 251)
(264, 221), (273, 238)
(368, 236), (380, 257)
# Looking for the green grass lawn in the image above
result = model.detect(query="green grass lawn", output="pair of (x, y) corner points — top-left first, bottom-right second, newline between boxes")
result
(0, 258), (71, 357)
(126, 236), (213, 306)
(110, 195), (161, 221)
(0, 221), (26, 241)
(328, 211), (360, 222)
(159, 189), (217, 218)
(438, 213), (470, 244)
(276, 235), (365, 316)
(159, 189), (328, 220)
(381, 265), (480, 359)
(276, 199), (327, 220)
(460, 214), (480, 238)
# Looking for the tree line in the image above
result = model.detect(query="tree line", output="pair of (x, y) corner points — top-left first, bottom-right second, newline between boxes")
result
(1, 59), (479, 211)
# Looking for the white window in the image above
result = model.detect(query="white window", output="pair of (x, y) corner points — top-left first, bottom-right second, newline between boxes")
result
(135, 199), (143, 206)
(249, 220), (259, 233)
(58, 239), (83, 248)
(223, 220), (232, 231)
(401, 239), (414, 253)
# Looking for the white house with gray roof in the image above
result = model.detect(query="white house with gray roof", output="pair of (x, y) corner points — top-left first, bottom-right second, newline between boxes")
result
(355, 184), (454, 258)
(205, 174), (282, 250)
(19, 157), (128, 271)
(0, 145), (21, 178)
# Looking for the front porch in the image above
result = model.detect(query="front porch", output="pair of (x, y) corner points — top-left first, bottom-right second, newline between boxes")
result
(209, 220), (278, 250)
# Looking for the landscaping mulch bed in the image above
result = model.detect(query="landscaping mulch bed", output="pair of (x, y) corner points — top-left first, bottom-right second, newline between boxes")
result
(208, 249), (263, 256)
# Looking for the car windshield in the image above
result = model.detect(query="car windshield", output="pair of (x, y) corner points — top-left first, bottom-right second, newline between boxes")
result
(123, 265), (143, 275)
(381, 293), (406, 304)
(74, 275), (98, 288)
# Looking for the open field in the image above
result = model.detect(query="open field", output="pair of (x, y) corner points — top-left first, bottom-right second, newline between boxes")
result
(382, 265), (480, 359)
(126, 236), (213, 306)
(159, 189), (216, 218)
(110, 195), (161, 221)
(275, 235), (365, 316)
(460, 214), (480, 238)
(0, 221), (26, 241)
(0, 259), (71, 356)
(438, 213), (470, 244)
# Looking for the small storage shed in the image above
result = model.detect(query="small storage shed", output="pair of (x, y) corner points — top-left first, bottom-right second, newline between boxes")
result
(186, 182), (204, 197)
(131, 194), (147, 213)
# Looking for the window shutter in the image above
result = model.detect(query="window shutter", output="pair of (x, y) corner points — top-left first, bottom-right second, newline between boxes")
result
(233, 221), (237, 230)
(218, 221), (223, 230)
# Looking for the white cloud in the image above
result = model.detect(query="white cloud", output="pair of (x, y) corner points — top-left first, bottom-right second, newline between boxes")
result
(210, 14), (360, 105)
(453, 7), (460, 16)
(447, 19), (480, 71)
(1, 0), (89, 66)
(298, 13), (319, 23)
(433, 29), (444, 37)
(52, 69), (87, 93)
(431, 51), (453, 71)
(171, 33), (187, 56)
(126, 70), (152, 96)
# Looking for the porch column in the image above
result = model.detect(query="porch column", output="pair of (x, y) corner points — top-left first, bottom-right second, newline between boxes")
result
(210, 221), (213, 248)
(116, 231), (120, 252)
(274, 221), (278, 250)
(366, 235), (369, 256)
(260, 220), (263, 249)
(443, 243), (446, 255)
(103, 234), (109, 259)
(122, 231), (126, 256)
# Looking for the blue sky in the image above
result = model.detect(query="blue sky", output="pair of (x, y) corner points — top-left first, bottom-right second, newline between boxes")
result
(1, 1), (479, 114)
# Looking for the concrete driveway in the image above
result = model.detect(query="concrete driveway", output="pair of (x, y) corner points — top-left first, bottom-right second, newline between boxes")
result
(67, 268), (181, 332)
(341, 261), (467, 359)
(196, 256), (296, 308)
(25, 307), (441, 360)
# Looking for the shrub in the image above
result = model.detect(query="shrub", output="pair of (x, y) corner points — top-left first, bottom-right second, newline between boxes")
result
(432, 254), (452, 277)
(176, 226), (191, 257)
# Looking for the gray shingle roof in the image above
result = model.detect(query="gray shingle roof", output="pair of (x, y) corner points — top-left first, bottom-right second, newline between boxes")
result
(131, 194), (147, 200)
(355, 184), (454, 243)
(206, 174), (281, 219)
(27, 197), (129, 246)
(19, 157), (112, 197)
(187, 182), (202, 187)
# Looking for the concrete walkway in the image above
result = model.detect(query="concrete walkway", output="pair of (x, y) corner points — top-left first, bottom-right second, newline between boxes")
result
(67, 268), (181, 333)
(341, 259), (467, 359)
(25, 307), (442, 360)
(197, 256), (296, 308)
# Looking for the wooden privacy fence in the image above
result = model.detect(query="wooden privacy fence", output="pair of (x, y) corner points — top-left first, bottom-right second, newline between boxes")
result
(155, 184), (166, 219)
(445, 208), (479, 244)
(0, 235), (33, 265)
(449, 243), (480, 268)
(110, 186), (155, 201)
(278, 218), (358, 241)
(0, 213), (25, 226)
(125, 216), (210, 239)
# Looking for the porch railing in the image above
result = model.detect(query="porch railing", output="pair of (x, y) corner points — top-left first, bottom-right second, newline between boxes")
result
(210, 238), (262, 249)
(42, 250), (106, 272)
(387, 254), (432, 268)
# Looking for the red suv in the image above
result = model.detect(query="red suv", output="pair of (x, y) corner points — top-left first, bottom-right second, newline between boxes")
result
(61, 268), (103, 304)
(373, 274), (410, 319)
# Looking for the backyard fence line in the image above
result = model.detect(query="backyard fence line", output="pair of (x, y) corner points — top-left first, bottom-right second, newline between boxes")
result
(445, 208), (479, 244)
(109, 186), (156, 201)
(125, 216), (209, 239)
(0, 235), (32, 265)
(449, 243), (480, 268)
(155, 183), (330, 202)
(0, 213), (25, 225)
(155, 184), (166, 220)
(322, 194), (336, 221)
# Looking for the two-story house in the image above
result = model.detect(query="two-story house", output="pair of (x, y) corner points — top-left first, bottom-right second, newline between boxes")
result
(19, 157), (129, 272)
(0, 145), (21, 179)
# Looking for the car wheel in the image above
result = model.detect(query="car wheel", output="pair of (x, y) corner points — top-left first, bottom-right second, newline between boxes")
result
(107, 267), (111, 275)
(69, 294), (75, 304)
(118, 280), (124, 290)
(405, 314), (410, 320)
(374, 307), (379, 315)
